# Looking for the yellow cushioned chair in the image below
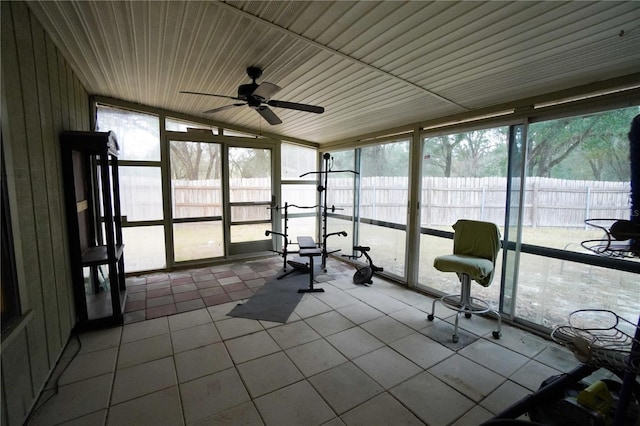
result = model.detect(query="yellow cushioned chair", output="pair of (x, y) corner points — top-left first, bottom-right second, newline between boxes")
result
(427, 219), (502, 343)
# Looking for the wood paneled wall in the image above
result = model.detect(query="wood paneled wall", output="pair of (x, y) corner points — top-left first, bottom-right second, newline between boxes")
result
(1, 2), (89, 424)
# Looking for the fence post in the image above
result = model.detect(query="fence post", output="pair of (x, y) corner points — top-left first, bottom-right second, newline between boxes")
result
(372, 184), (376, 219)
(425, 177), (431, 226)
(532, 180), (539, 228)
(172, 181), (176, 217)
(584, 186), (591, 229)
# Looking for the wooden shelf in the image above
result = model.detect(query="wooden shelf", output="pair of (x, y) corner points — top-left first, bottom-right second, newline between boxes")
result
(86, 288), (127, 321)
(61, 130), (126, 330)
(81, 244), (124, 266)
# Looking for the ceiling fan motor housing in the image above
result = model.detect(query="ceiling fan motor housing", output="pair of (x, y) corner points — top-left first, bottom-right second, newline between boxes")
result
(246, 66), (263, 80)
(238, 83), (262, 106)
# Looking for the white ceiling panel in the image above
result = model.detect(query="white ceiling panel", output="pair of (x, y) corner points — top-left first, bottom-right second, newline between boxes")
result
(27, 1), (640, 144)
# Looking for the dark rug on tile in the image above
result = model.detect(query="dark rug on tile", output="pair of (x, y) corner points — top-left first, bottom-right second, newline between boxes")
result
(228, 272), (312, 323)
(421, 319), (480, 351)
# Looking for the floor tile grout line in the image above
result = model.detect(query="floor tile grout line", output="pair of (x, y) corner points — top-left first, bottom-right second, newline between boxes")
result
(125, 259), (317, 324)
(274, 291), (546, 423)
(166, 324), (188, 426)
(34, 258), (579, 426)
(102, 324), (124, 426)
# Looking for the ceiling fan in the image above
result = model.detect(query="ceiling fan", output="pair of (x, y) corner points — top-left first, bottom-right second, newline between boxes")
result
(180, 66), (324, 125)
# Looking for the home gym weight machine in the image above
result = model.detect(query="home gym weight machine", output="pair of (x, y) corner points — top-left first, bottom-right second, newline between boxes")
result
(265, 202), (319, 274)
(265, 153), (356, 291)
(299, 153), (357, 272)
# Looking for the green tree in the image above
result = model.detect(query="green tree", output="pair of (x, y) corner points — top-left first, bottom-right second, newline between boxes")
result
(454, 128), (507, 177)
(423, 128), (508, 177)
(229, 147), (270, 178)
(361, 141), (409, 177)
(578, 108), (637, 181)
(526, 118), (589, 177)
(170, 142), (221, 180)
(326, 150), (356, 177)
(526, 106), (638, 180)
(423, 133), (465, 177)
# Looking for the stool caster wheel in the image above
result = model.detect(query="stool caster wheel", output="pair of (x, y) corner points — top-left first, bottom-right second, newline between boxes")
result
(427, 314), (435, 321)
(452, 335), (459, 343)
(465, 313), (472, 319)
(492, 331), (501, 339)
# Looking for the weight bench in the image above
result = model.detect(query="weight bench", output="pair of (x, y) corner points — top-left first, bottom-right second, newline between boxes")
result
(278, 236), (324, 293)
(298, 237), (324, 293)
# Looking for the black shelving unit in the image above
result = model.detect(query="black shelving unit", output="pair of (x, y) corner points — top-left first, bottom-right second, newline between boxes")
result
(60, 130), (126, 330)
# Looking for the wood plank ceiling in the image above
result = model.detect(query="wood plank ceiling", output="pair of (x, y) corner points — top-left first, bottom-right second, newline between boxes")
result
(27, 1), (640, 144)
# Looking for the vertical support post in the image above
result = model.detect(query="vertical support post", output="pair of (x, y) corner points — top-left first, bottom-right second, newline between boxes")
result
(500, 123), (528, 320)
(283, 202), (289, 271)
(111, 152), (126, 292)
(405, 126), (423, 288)
(321, 153), (330, 271)
(353, 149), (361, 255)
(160, 117), (175, 269)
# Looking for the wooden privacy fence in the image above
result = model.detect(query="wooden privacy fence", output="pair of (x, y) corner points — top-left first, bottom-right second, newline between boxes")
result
(171, 178), (271, 221)
(172, 179), (223, 218)
(328, 176), (631, 227)
(118, 176), (631, 227)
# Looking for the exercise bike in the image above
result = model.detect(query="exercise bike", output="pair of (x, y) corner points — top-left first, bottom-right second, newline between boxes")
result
(343, 246), (383, 285)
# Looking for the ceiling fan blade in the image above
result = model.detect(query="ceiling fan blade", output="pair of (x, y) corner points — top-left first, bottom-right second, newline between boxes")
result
(180, 90), (241, 101)
(267, 99), (324, 114)
(252, 82), (281, 101)
(203, 104), (244, 114)
(255, 106), (282, 125)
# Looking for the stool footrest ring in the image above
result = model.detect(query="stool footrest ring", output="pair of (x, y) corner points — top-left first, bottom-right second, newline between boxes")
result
(441, 294), (492, 315)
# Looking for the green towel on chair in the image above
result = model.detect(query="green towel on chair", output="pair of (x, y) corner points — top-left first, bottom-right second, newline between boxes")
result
(434, 220), (501, 287)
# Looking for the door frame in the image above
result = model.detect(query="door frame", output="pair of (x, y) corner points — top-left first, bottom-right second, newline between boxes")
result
(165, 130), (277, 265)
(225, 142), (277, 256)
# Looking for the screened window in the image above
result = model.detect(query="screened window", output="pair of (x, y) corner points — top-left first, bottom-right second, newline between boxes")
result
(170, 141), (222, 219)
(118, 167), (163, 222)
(166, 117), (218, 134)
(96, 105), (165, 272)
(421, 127), (509, 226)
(418, 127), (509, 306)
(96, 105), (161, 161)
(516, 106), (640, 327)
(280, 142), (317, 242)
(359, 141), (410, 277)
(282, 143), (316, 180)
(523, 107), (639, 251)
(325, 150), (356, 255)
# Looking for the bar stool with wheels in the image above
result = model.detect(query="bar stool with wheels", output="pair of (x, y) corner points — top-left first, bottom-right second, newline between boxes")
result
(427, 219), (502, 343)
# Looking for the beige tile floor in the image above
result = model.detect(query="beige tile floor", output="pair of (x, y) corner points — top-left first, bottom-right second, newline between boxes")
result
(26, 257), (590, 426)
